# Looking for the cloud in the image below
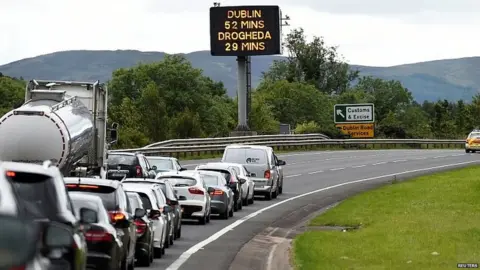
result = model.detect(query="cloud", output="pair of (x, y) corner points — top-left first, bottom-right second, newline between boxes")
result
(0, 0), (479, 67)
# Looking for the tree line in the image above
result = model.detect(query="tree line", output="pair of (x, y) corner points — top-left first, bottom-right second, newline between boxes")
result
(1, 28), (479, 149)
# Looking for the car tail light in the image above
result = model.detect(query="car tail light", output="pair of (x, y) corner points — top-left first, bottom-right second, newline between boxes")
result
(210, 189), (224, 195)
(108, 211), (127, 223)
(264, 170), (271, 179)
(85, 229), (112, 242)
(135, 219), (147, 236)
(136, 165), (142, 176)
(188, 187), (204, 195)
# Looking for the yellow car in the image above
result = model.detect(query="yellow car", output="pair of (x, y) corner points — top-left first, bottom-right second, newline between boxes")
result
(465, 131), (480, 153)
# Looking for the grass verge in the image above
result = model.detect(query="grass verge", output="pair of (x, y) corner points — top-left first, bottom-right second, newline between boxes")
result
(293, 165), (480, 270)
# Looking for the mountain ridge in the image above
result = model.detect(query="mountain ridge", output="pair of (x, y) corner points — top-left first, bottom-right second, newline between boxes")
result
(1, 50), (479, 102)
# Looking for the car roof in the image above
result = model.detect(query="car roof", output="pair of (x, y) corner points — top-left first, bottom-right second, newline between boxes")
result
(225, 144), (272, 151)
(157, 170), (200, 179)
(122, 182), (160, 193)
(108, 152), (137, 156)
(0, 161), (58, 178)
(64, 177), (121, 188)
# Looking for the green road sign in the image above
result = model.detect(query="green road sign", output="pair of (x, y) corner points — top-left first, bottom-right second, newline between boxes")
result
(334, 103), (375, 123)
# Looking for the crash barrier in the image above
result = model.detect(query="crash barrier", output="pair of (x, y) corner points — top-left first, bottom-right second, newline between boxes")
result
(110, 138), (465, 158)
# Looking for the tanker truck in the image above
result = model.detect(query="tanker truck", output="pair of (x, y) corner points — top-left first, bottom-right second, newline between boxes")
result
(0, 79), (118, 176)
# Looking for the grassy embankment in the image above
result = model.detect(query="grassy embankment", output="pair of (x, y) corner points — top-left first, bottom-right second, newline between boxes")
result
(293, 165), (480, 270)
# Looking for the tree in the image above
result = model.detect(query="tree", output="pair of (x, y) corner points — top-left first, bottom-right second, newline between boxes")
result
(262, 28), (358, 94)
(0, 76), (25, 116)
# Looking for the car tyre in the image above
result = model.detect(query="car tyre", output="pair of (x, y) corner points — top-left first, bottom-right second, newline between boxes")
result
(121, 254), (128, 270)
(279, 185), (283, 194)
(238, 198), (243, 210)
(164, 234), (170, 248)
(176, 226), (182, 239)
(272, 186), (278, 199)
(221, 207), (229, 219)
(137, 248), (151, 267)
(466, 149), (470, 153)
(243, 191), (249, 206)
(127, 256), (135, 270)
(154, 248), (162, 258)
(199, 214), (207, 225)
(206, 211), (211, 223)
(169, 234), (174, 246)
(265, 190), (272, 200)
(229, 206), (234, 217)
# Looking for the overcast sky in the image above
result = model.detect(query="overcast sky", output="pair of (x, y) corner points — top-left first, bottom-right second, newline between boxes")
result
(1, 0), (479, 66)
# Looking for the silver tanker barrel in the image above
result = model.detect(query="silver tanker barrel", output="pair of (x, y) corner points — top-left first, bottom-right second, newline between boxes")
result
(0, 88), (94, 173)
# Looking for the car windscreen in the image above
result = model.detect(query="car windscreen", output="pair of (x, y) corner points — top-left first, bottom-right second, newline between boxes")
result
(201, 174), (222, 186)
(147, 159), (173, 170)
(160, 177), (197, 187)
(6, 172), (59, 220)
(107, 154), (137, 166)
(65, 184), (117, 211)
(223, 148), (268, 165)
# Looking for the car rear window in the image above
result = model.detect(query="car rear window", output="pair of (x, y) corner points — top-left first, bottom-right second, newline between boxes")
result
(65, 184), (117, 211)
(161, 177), (197, 187)
(6, 172), (59, 220)
(107, 154), (137, 166)
(135, 192), (153, 209)
(223, 148), (268, 164)
(127, 193), (142, 210)
(201, 174), (222, 186)
(197, 169), (231, 182)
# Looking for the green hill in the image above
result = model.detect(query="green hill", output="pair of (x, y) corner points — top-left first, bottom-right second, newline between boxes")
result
(0, 50), (478, 102)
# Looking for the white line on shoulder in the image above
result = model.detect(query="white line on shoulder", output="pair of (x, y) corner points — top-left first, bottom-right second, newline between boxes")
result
(165, 160), (479, 270)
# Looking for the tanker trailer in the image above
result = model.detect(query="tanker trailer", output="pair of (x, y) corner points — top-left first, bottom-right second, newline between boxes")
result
(0, 79), (118, 176)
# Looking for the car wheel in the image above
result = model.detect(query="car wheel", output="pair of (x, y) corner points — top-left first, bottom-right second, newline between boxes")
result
(150, 243), (154, 263)
(248, 193), (254, 204)
(238, 198), (243, 210)
(221, 207), (229, 219)
(272, 186), (278, 199)
(154, 248), (162, 258)
(243, 191), (249, 205)
(164, 233), (170, 248)
(233, 197), (239, 211)
(229, 206), (234, 217)
(176, 226), (182, 239)
(137, 246), (151, 267)
(127, 255), (135, 270)
(169, 235), (174, 246)
(206, 211), (211, 223)
(265, 190), (272, 200)
(279, 185), (283, 194)
(466, 149), (471, 153)
(199, 214), (207, 225)
(121, 253), (128, 270)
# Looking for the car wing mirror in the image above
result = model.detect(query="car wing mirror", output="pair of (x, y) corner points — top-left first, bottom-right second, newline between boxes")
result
(249, 172), (256, 177)
(151, 165), (157, 171)
(277, 160), (286, 166)
(238, 177), (247, 184)
(134, 208), (146, 218)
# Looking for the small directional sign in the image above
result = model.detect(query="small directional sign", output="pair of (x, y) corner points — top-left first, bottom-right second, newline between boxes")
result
(334, 103), (375, 124)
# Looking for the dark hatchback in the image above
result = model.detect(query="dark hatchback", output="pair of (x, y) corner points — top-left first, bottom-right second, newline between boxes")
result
(4, 163), (88, 270)
(65, 177), (139, 270)
(127, 192), (155, 267)
(106, 152), (156, 180)
(69, 193), (124, 270)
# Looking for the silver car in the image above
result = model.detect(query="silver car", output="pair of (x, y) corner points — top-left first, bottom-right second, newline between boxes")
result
(218, 162), (255, 205)
(146, 156), (186, 174)
(221, 145), (286, 200)
(197, 170), (235, 219)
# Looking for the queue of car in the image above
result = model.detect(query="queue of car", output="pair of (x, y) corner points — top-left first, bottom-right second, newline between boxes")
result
(0, 144), (287, 269)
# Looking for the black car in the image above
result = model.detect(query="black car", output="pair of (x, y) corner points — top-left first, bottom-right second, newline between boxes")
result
(123, 178), (183, 239)
(106, 152), (157, 180)
(3, 162), (88, 270)
(196, 164), (245, 211)
(127, 191), (155, 267)
(65, 177), (138, 270)
(69, 192), (126, 270)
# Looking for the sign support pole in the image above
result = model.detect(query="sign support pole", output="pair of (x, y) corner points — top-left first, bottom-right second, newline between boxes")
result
(235, 56), (249, 131)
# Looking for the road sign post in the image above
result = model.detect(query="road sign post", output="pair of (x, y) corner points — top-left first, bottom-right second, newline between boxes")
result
(334, 103), (375, 124)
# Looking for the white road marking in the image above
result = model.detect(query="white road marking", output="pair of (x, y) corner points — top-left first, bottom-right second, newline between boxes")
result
(372, 162), (387, 165)
(414, 157), (427, 160)
(330, 167), (345, 171)
(351, 165), (366, 168)
(166, 160), (479, 270)
(393, 160), (406, 163)
(285, 174), (301, 178)
(308, 170), (323, 174)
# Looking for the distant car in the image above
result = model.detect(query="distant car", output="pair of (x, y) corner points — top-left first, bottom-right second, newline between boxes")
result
(221, 144), (286, 200)
(124, 178), (183, 239)
(122, 183), (168, 257)
(195, 163), (246, 211)
(69, 193), (125, 270)
(157, 171), (213, 225)
(215, 162), (254, 205)
(106, 152), (157, 180)
(64, 177), (137, 269)
(465, 129), (480, 153)
(145, 156), (187, 174)
(198, 170), (234, 219)
(5, 161), (88, 270)
(127, 192), (155, 266)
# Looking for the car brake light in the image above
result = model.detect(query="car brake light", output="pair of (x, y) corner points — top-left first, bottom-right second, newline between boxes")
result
(134, 219), (147, 235)
(85, 230), (112, 242)
(210, 189), (224, 195)
(188, 187), (204, 195)
(136, 165), (142, 177)
(108, 211), (126, 222)
(6, 171), (15, 177)
(264, 170), (271, 179)
(65, 184), (99, 189)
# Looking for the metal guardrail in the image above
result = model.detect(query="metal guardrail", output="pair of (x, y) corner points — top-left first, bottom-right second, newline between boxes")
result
(110, 139), (465, 156)
(141, 133), (330, 148)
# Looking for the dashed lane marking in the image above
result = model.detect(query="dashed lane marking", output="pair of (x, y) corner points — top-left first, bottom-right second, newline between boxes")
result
(308, 170), (323, 174)
(330, 167), (345, 171)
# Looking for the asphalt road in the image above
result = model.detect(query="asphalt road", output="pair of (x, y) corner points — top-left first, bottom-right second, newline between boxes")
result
(138, 149), (480, 270)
